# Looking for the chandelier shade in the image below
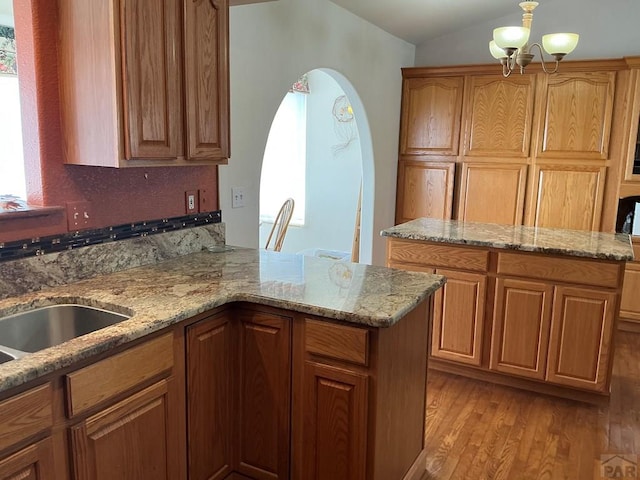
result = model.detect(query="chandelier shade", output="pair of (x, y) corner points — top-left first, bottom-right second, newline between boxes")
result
(489, 1), (579, 76)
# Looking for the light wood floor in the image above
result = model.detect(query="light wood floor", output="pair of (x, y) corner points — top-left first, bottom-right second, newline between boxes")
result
(422, 331), (640, 480)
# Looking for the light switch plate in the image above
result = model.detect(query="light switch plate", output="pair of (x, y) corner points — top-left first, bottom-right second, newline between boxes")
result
(231, 187), (246, 208)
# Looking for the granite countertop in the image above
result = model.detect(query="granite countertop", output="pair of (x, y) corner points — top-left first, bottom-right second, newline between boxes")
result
(381, 218), (634, 261)
(0, 247), (445, 393)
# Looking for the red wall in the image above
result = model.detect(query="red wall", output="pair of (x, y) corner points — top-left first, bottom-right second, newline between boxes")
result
(1, 0), (219, 243)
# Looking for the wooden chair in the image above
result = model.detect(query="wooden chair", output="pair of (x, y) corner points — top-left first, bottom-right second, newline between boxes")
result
(265, 198), (295, 252)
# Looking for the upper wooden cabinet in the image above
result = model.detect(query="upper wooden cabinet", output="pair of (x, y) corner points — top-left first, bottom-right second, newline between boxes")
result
(395, 161), (455, 224)
(535, 72), (615, 160)
(58, 0), (230, 167)
(399, 76), (464, 156)
(396, 61), (633, 231)
(462, 75), (535, 158)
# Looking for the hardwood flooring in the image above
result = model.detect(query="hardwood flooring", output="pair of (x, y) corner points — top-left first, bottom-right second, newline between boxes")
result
(422, 331), (640, 480)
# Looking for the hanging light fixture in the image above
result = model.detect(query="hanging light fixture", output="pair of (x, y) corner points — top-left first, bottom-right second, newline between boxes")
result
(489, 1), (579, 77)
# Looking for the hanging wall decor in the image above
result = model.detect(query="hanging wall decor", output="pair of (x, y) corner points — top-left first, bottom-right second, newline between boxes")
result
(0, 26), (17, 75)
(331, 95), (358, 156)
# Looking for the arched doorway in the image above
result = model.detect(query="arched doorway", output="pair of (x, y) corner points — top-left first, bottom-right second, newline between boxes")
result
(258, 68), (374, 263)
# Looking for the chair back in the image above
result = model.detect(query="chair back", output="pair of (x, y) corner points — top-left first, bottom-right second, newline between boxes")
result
(265, 198), (295, 252)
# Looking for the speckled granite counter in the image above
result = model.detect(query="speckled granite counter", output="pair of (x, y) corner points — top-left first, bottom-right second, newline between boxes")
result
(381, 218), (634, 261)
(0, 247), (444, 393)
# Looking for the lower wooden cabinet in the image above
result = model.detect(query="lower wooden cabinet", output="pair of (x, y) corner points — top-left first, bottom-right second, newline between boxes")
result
(301, 362), (368, 480)
(186, 311), (233, 480)
(432, 269), (486, 366)
(387, 237), (625, 401)
(619, 239), (640, 329)
(70, 380), (174, 480)
(490, 278), (553, 380)
(546, 286), (616, 391)
(0, 438), (55, 480)
(236, 309), (291, 480)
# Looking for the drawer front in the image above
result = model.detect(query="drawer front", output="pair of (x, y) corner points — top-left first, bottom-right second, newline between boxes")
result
(0, 383), (52, 452)
(497, 252), (621, 288)
(66, 333), (174, 417)
(633, 243), (640, 263)
(305, 319), (369, 366)
(387, 239), (489, 272)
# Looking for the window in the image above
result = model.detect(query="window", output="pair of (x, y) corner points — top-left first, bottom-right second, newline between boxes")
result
(260, 91), (306, 226)
(0, 18), (26, 200)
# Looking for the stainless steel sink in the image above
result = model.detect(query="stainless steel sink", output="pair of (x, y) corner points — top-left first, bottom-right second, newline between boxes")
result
(0, 304), (130, 361)
(0, 351), (14, 364)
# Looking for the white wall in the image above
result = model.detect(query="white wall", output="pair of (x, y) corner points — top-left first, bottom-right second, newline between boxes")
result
(222, 0), (415, 265)
(415, 0), (640, 66)
(259, 70), (362, 256)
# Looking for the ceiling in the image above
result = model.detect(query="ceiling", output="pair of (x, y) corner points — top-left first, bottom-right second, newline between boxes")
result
(330, 0), (556, 46)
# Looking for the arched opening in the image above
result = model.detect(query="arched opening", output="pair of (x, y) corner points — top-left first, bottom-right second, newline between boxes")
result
(259, 68), (374, 263)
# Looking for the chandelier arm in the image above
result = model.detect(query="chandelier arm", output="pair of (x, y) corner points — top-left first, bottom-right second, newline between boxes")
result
(528, 42), (560, 74)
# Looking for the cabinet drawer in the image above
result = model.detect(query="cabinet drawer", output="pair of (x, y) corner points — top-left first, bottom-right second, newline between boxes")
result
(633, 243), (640, 263)
(0, 383), (52, 452)
(305, 319), (369, 366)
(497, 252), (621, 288)
(66, 333), (174, 417)
(387, 240), (489, 272)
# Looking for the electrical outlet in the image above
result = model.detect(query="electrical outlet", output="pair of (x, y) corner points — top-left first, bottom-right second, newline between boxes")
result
(231, 187), (246, 208)
(185, 190), (198, 214)
(198, 189), (210, 213)
(66, 201), (92, 231)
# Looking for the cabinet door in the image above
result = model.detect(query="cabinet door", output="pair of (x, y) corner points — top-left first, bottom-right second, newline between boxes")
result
(236, 310), (291, 480)
(462, 75), (535, 157)
(395, 161), (455, 223)
(490, 279), (553, 380)
(546, 286), (616, 391)
(528, 164), (607, 231)
(400, 76), (463, 156)
(186, 313), (233, 480)
(431, 269), (486, 366)
(184, 0), (230, 161)
(302, 362), (368, 480)
(70, 380), (175, 480)
(535, 72), (615, 160)
(0, 438), (55, 480)
(457, 162), (527, 225)
(620, 263), (640, 322)
(121, 0), (182, 160)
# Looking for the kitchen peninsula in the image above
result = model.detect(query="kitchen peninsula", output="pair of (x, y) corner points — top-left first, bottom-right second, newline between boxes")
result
(0, 233), (444, 480)
(382, 218), (634, 404)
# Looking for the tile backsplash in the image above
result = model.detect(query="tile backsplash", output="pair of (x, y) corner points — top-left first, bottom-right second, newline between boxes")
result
(0, 211), (225, 300)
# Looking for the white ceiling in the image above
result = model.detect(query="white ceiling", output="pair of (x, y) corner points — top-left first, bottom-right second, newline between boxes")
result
(330, 0), (557, 46)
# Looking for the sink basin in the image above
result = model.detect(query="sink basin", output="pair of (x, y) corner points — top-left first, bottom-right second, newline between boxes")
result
(0, 304), (130, 358)
(0, 351), (14, 364)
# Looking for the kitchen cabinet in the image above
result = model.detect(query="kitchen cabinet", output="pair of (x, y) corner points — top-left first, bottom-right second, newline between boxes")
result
(399, 76), (463, 157)
(620, 239), (640, 330)
(186, 311), (234, 480)
(432, 269), (486, 366)
(396, 61), (631, 231)
(0, 384), (55, 480)
(534, 72), (615, 160)
(395, 161), (455, 223)
(292, 311), (430, 480)
(490, 278), (553, 380)
(0, 438), (55, 480)
(457, 162), (528, 225)
(301, 362), (368, 480)
(70, 380), (174, 480)
(386, 234), (626, 402)
(67, 333), (183, 480)
(235, 308), (291, 480)
(58, 0), (229, 167)
(527, 163), (607, 230)
(546, 286), (616, 391)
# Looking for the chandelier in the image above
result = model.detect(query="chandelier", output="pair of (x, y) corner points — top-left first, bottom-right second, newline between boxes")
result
(489, 1), (579, 77)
